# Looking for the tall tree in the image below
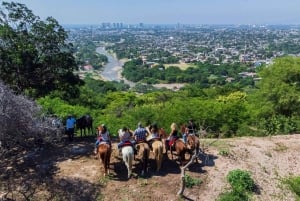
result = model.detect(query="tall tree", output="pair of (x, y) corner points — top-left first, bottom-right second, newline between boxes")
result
(0, 1), (82, 98)
(257, 57), (300, 117)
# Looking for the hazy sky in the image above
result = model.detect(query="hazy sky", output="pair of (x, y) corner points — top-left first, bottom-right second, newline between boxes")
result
(4, 0), (300, 25)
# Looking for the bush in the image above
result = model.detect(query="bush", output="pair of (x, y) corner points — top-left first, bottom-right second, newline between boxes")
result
(226, 169), (255, 193)
(284, 176), (300, 198)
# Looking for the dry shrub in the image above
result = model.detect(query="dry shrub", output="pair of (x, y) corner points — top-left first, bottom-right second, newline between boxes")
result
(0, 81), (62, 156)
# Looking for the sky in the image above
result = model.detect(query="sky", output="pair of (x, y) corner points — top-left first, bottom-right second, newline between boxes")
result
(3, 0), (300, 25)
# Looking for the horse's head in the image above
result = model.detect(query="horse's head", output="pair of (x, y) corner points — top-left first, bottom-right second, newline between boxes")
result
(187, 134), (196, 150)
(158, 128), (167, 139)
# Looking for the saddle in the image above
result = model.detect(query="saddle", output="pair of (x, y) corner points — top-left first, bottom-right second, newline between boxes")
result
(119, 141), (133, 148)
(168, 137), (179, 147)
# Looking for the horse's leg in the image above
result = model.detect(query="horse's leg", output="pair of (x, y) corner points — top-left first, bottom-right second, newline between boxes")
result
(107, 147), (111, 175)
(142, 145), (149, 175)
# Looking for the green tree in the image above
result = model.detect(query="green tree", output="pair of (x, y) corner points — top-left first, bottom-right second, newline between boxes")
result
(258, 57), (300, 117)
(0, 2), (82, 98)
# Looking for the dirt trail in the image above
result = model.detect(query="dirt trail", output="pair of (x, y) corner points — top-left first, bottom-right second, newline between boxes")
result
(51, 134), (300, 201)
(3, 135), (299, 201)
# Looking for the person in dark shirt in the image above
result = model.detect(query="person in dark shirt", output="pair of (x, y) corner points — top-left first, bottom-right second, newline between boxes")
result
(187, 119), (197, 134)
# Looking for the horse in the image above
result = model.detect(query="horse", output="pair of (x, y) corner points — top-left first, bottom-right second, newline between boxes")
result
(186, 134), (200, 163)
(118, 129), (134, 179)
(135, 141), (150, 176)
(97, 143), (111, 176)
(96, 125), (112, 176)
(161, 127), (187, 166)
(181, 124), (200, 163)
(76, 115), (93, 137)
(151, 140), (163, 172)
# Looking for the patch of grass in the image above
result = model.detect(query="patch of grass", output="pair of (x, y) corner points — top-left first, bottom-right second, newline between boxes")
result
(283, 176), (300, 200)
(273, 142), (288, 152)
(217, 191), (250, 201)
(137, 178), (149, 187)
(98, 174), (113, 185)
(185, 174), (202, 188)
(219, 149), (230, 157)
(201, 139), (232, 152)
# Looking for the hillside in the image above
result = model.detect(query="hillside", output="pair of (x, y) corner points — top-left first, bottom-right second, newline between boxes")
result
(1, 134), (300, 201)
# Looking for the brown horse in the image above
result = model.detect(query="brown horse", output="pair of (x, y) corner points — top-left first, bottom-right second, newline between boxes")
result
(96, 124), (112, 176)
(135, 142), (150, 176)
(161, 127), (187, 166)
(151, 140), (163, 172)
(146, 126), (164, 172)
(181, 124), (200, 163)
(97, 143), (111, 176)
(186, 134), (200, 163)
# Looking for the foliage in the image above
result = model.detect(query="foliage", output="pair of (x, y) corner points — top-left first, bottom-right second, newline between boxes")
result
(283, 176), (300, 200)
(0, 1), (82, 98)
(217, 191), (250, 201)
(184, 174), (202, 188)
(74, 40), (108, 70)
(218, 169), (255, 201)
(122, 58), (252, 87)
(257, 57), (300, 117)
(226, 169), (255, 193)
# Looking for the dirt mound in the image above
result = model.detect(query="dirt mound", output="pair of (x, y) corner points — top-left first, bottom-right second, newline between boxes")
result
(1, 134), (300, 201)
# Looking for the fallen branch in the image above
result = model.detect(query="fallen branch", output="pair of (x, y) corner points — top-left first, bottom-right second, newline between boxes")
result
(177, 151), (198, 196)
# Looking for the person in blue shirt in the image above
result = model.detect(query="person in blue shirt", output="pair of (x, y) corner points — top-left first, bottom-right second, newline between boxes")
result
(133, 122), (148, 143)
(66, 115), (76, 141)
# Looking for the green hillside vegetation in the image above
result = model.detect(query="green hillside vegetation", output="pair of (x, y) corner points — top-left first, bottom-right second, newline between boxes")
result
(38, 56), (300, 138)
(1, 1), (300, 139)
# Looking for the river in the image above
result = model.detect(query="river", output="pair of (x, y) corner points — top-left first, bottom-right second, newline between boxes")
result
(96, 47), (135, 87)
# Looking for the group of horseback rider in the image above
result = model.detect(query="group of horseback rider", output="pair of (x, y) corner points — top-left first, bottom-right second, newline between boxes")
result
(93, 119), (197, 155)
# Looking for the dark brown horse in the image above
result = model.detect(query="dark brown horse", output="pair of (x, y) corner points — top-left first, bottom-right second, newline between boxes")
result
(76, 115), (93, 137)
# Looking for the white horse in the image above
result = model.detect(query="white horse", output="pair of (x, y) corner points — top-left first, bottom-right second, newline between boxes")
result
(121, 146), (134, 179)
(118, 128), (134, 179)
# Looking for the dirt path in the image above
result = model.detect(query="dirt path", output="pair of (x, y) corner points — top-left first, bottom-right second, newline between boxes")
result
(3, 135), (299, 201)
(51, 134), (300, 201)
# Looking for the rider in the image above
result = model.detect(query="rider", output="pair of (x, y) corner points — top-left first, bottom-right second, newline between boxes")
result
(182, 127), (189, 144)
(133, 122), (148, 143)
(187, 119), (197, 135)
(167, 122), (179, 148)
(118, 127), (136, 154)
(147, 123), (161, 150)
(94, 124), (111, 154)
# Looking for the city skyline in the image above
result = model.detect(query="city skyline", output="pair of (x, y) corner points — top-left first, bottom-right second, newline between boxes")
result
(4, 0), (300, 25)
